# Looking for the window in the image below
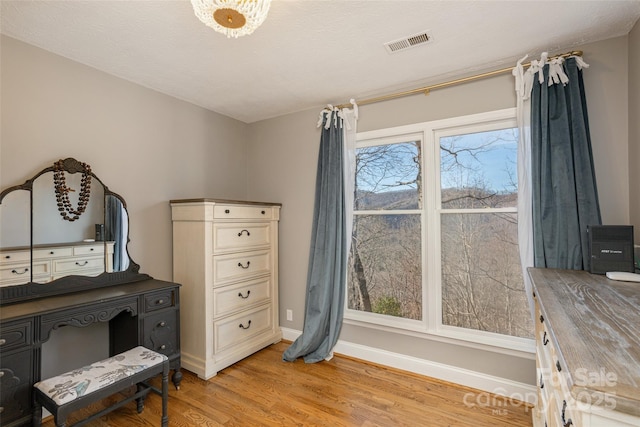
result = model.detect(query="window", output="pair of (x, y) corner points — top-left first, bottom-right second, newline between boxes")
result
(348, 137), (423, 323)
(346, 109), (533, 351)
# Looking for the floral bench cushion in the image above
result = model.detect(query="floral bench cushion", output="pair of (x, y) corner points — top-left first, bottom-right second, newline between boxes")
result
(34, 346), (167, 406)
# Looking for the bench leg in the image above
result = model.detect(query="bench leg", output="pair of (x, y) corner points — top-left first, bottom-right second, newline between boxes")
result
(136, 383), (146, 413)
(54, 414), (68, 427)
(161, 363), (169, 427)
(32, 402), (43, 426)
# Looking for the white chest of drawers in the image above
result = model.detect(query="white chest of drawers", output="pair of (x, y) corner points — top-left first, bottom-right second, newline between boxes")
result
(0, 241), (114, 287)
(170, 199), (282, 379)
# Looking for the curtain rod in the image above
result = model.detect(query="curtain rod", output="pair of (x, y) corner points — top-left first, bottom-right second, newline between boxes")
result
(336, 50), (583, 109)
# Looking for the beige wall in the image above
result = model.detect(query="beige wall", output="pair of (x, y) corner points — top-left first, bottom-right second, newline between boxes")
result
(247, 35), (634, 385)
(630, 20), (640, 243)
(1, 35), (250, 377)
(583, 37), (630, 226)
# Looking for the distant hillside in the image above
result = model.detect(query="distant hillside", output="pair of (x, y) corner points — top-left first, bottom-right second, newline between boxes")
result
(355, 186), (516, 210)
(355, 189), (419, 210)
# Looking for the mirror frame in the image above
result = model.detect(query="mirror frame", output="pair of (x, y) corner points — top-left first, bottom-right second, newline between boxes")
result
(0, 158), (150, 305)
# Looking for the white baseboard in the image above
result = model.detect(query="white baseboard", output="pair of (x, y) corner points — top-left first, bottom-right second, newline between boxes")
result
(281, 327), (536, 405)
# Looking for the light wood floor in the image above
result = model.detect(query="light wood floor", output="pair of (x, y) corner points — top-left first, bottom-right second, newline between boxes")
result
(43, 341), (533, 426)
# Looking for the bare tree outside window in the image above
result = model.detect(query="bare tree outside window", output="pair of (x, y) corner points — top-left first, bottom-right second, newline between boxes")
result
(347, 116), (533, 344)
(348, 141), (422, 319)
(440, 128), (532, 339)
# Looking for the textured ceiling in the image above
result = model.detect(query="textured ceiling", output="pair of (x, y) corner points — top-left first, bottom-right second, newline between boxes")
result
(2, 1), (640, 123)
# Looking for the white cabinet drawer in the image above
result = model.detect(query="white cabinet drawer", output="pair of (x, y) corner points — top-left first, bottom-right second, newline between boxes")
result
(212, 250), (271, 285)
(0, 250), (30, 265)
(0, 262), (30, 280)
(53, 256), (103, 275)
(213, 223), (271, 252)
(213, 277), (271, 318)
(214, 305), (272, 353)
(214, 205), (272, 220)
(73, 244), (104, 256)
(0, 261), (49, 285)
(33, 247), (74, 259)
(0, 262), (32, 281)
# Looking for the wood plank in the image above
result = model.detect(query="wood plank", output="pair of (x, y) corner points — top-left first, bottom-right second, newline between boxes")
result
(529, 267), (640, 417)
(42, 341), (532, 426)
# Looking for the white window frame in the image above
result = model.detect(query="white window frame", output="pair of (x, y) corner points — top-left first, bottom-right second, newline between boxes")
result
(344, 108), (535, 355)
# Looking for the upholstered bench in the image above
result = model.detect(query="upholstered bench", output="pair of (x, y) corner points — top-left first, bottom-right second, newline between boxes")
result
(33, 346), (169, 427)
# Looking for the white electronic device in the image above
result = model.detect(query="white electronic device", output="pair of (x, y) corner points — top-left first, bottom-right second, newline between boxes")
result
(605, 271), (640, 282)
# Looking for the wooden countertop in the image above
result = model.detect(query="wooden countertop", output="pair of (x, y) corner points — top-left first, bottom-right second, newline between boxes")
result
(528, 268), (640, 417)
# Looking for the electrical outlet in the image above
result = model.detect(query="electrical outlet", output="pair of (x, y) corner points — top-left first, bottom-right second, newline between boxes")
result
(286, 309), (293, 321)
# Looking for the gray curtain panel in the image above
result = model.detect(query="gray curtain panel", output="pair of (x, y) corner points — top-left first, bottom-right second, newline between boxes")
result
(531, 57), (601, 270)
(283, 110), (346, 363)
(105, 195), (124, 271)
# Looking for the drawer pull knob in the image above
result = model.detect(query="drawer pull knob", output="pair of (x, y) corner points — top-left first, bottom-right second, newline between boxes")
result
(239, 320), (252, 330)
(160, 344), (166, 350)
(238, 229), (251, 237)
(238, 261), (251, 269)
(76, 261), (89, 266)
(543, 331), (549, 346)
(539, 315), (544, 323)
(0, 371), (4, 378)
(4, 255), (10, 259)
(90, 248), (94, 251)
(0, 339), (6, 345)
(225, 209), (230, 214)
(556, 360), (562, 372)
(50, 251), (55, 255)
(238, 290), (251, 299)
(159, 321), (166, 327)
(11, 268), (29, 275)
(157, 299), (164, 305)
(562, 400), (573, 426)
(261, 210), (266, 215)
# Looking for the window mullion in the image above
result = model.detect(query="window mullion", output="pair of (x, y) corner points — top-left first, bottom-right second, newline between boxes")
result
(424, 125), (440, 334)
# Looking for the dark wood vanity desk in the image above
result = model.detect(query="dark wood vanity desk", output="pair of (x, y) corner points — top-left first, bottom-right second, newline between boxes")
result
(0, 278), (182, 427)
(0, 158), (182, 426)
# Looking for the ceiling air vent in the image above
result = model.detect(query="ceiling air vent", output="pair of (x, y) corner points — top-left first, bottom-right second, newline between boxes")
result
(384, 31), (432, 54)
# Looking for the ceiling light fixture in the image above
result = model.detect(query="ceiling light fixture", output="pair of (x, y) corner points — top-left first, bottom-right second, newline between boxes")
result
(191, 0), (271, 38)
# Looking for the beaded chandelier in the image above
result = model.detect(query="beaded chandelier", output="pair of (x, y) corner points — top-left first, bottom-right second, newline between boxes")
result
(191, 0), (271, 38)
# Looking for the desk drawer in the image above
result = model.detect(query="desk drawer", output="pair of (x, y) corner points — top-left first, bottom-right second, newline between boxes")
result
(0, 320), (32, 352)
(0, 348), (33, 425)
(143, 310), (178, 356)
(144, 290), (176, 312)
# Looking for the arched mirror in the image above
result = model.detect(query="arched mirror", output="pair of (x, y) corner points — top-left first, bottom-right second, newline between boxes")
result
(0, 158), (148, 304)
